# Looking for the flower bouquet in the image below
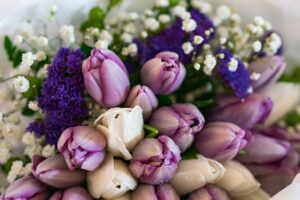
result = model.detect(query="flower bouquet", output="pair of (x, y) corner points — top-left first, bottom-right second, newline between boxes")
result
(1, 0), (300, 199)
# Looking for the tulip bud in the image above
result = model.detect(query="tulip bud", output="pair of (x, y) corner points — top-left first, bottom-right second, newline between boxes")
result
(49, 187), (93, 200)
(141, 51), (186, 95)
(82, 48), (130, 107)
(1, 176), (50, 200)
(259, 82), (300, 126)
(170, 155), (225, 196)
(233, 188), (270, 200)
(125, 85), (158, 119)
(216, 160), (260, 198)
(111, 192), (131, 200)
(188, 184), (230, 200)
(132, 184), (179, 200)
(95, 106), (144, 160)
(129, 136), (181, 185)
(195, 122), (252, 162)
(57, 126), (106, 171)
(248, 56), (286, 90)
(207, 94), (273, 129)
(150, 104), (205, 152)
(32, 155), (86, 189)
(87, 154), (137, 199)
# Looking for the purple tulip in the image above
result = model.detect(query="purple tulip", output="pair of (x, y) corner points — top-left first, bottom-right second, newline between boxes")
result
(1, 176), (50, 200)
(188, 184), (230, 200)
(195, 122), (252, 162)
(32, 154), (86, 189)
(49, 187), (93, 200)
(132, 184), (180, 200)
(207, 94), (273, 129)
(125, 85), (158, 119)
(150, 104), (205, 152)
(82, 48), (130, 107)
(57, 126), (106, 171)
(248, 56), (286, 90)
(129, 136), (181, 185)
(141, 51), (186, 95)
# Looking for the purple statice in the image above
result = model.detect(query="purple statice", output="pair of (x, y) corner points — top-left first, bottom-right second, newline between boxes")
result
(215, 48), (250, 98)
(27, 48), (88, 145)
(135, 9), (214, 66)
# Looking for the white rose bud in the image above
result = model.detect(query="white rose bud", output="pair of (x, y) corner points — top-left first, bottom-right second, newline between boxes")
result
(95, 106), (144, 160)
(87, 154), (137, 199)
(170, 154), (225, 195)
(216, 160), (260, 198)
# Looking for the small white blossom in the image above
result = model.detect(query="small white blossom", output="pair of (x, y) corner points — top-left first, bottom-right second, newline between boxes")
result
(121, 47), (129, 56)
(144, 18), (160, 31)
(172, 6), (191, 19)
(128, 12), (139, 21)
(28, 101), (39, 111)
(264, 33), (282, 55)
(13, 76), (30, 93)
(24, 144), (42, 158)
(191, 0), (212, 13)
(36, 51), (47, 61)
(21, 162), (33, 176)
(100, 30), (113, 45)
(22, 132), (35, 145)
(0, 146), (10, 164)
(50, 4), (58, 14)
(158, 14), (171, 23)
(252, 41), (262, 52)
(247, 86), (254, 94)
(20, 52), (36, 69)
(230, 13), (241, 24)
(38, 36), (49, 47)
(155, 0), (169, 7)
(194, 63), (201, 71)
(250, 72), (261, 81)
(219, 53), (225, 59)
(42, 145), (56, 157)
(141, 31), (148, 38)
(7, 161), (23, 183)
(220, 37), (227, 45)
(95, 40), (109, 49)
(128, 43), (138, 56)
(121, 33), (133, 43)
(253, 16), (265, 26)
(182, 18), (197, 32)
(228, 58), (239, 72)
(0, 112), (3, 122)
(144, 9), (154, 16)
(124, 23), (137, 33)
(193, 35), (204, 45)
(263, 21), (272, 30)
(204, 55), (217, 70)
(216, 5), (231, 21)
(14, 35), (23, 44)
(60, 25), (75, 46)
(182, 42), (194, 55)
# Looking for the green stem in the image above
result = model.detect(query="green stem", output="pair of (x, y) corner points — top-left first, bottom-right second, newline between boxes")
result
(143, 124), (159, 138)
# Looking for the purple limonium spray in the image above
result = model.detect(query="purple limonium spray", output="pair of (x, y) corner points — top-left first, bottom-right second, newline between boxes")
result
(135, 9), (214, 66)
(27, 48), (88, 145)
(215, 48), (251, 98)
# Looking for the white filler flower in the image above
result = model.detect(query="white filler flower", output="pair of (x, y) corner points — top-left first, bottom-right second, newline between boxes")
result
(13, 76), (30, 93)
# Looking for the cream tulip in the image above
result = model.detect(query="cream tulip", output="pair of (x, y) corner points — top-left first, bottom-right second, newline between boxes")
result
(95, 106), (144, 160)
(169, 154), (225, 196)
(108, 192), (131, 200)
(87, 154), (137, 199)
(233, 188), (270, 200)
(216, 160), (260, 198)
(259, 82), (300, 126)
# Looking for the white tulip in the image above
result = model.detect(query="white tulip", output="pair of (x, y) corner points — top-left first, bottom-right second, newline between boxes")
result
(95, 106), (144, 160)
(87, 154), (137, 199)
(271, 173), (300, 200)
(169, 154), (225, 195)
(108, 192), (131, 200)
(216, 160), (260, 198)
(259, 82), (300, 126)
(233, 188), (270, 200)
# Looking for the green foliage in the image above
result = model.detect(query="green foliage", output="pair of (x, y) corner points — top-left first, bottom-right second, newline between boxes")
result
(158, 95), (174, 106)
(144, 124), (159, 138)
(193, 99), (215, 109)
(0, 157), (18, 174)
(107, 0), (122, 11)
(280, 67), (300, 84)
(80, 7), (105, 31)
(22, 103), (36, 116)
(285, 110), (300, 127)
(80, 43), (93, 57)
(23, 76), (43, 101)
(181, 146), (198, 160)
(169, 0), (179, 7)
(3, 36), (25, 68)
(129, 72), (141, 86)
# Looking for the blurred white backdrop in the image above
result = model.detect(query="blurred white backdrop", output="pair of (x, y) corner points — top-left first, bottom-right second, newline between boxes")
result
(0, 0), (300, 74)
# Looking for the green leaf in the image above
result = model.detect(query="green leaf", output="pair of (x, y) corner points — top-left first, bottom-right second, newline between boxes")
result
(169, 0), (179, 6)
(280, 67), (300, 84)
(285, 110), (300, 127)
(181, 146), (198, 160)
(129, 72), (141, 86)
(144, 124), (159, 138)
(80, 43), (93, 57)
(22, 76), (43, 101)
(108, 0), (122, 11)
(3, 36), (25, 68)
(89, 7), (105, 21)
(193, 99), (215, 109)
(22, 103), (36, 116)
